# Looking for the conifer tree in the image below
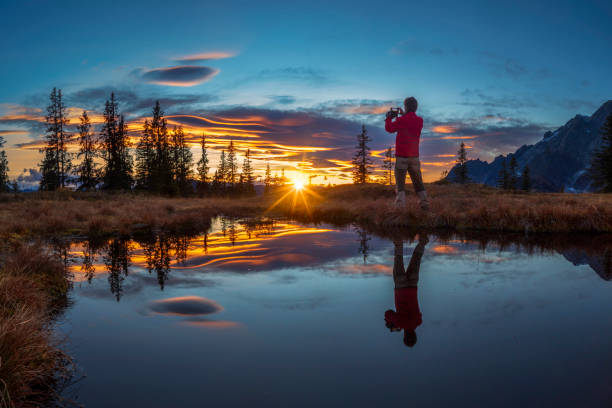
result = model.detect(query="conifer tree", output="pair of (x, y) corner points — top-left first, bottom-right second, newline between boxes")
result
(76, 111), (98, 190)
(264, 162), (272, 193)
(589, 112), (612, 192)
(241, 148), (255, 195)
(135, 118), (155, 190)
(0, 136), (8, 193)
(498, 159), (509, 190)
(509, 155), (518, 190)
(383, 146), (394, 185)
(150, 102), (173, 194)
(211, 169), (221, 194)
(196, 134), (209, 187)
(521, 165), (532, 192)
(352, 125), (372, 184)
(171, 125), (193, 195)
(226, 141), (238, 185)
(40, 88), (71, 190)
(219, 150), (227, 187)
(100, 93), (132, 190)
(455, 142), (469, 184)
(281, 168), (287, 185)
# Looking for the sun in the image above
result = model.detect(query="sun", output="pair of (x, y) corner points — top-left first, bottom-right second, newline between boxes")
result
(293, 179), (305, 191)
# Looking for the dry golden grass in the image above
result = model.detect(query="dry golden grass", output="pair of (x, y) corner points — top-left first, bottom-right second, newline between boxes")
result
(0, 183), (610, 241)
(278, 183), (612, 233)
(0, 245), (71, 408)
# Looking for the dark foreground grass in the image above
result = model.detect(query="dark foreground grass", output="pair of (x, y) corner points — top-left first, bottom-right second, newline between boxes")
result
(0, 244), (71, 408)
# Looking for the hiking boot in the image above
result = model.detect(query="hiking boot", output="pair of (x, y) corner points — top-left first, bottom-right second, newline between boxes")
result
(395, 191), (406, 208)
(417, 191), (430, 211)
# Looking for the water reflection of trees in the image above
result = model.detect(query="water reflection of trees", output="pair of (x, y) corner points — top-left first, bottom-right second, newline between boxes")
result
(103, 237), (132, 302)
(70, 217), (286, 300)
(66, 217), (611, 303)
(354, 225), (371, 264)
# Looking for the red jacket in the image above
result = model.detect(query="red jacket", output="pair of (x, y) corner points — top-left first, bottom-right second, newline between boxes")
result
(384, 287), (422, 331)
(385, 112), (423, 157)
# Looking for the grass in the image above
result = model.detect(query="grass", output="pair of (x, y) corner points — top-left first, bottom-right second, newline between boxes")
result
(267, 183), (612, 233)
(0, 244), (72, 408)
(0, 184), (610, 240)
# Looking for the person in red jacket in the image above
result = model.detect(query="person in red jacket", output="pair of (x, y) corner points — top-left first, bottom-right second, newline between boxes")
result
(384, 234), (428, 347)
(385, 97), (429, 210)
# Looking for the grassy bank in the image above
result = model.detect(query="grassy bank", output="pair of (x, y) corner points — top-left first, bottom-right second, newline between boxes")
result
(0, 184), (611, 239)
(286, 184), (612, 232)
(0, 244), (71, 408)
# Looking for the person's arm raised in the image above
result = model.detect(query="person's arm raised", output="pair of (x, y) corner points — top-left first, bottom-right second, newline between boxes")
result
(385, 114), (398, 133)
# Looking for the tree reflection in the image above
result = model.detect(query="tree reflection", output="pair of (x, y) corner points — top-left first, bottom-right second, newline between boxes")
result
(141, 235), (171, 290)
(355, 225), (371, 264)
(385, 233), (428, 348)
(103, 236), (132, 302)
(80, 240), (98, 283)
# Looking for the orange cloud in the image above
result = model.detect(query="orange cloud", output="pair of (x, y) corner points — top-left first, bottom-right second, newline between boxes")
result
(439, 135), (477, 140)
(340, 105), (389, 115)
(431, 245), (458, 254)
(0, 130), (29, 137)
(174, 51), (236, 62)
(180, 320), (241, 329)
(431, 125), (458, 134)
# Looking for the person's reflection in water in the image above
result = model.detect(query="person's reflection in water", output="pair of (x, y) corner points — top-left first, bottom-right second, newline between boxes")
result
(385, 234), (428, 347)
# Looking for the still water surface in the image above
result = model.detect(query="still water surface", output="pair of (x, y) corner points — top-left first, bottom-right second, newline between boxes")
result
(58, 218), (612, 407)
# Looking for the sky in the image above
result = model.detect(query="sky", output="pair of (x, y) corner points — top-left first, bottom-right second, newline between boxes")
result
(1, 0), (611, 186)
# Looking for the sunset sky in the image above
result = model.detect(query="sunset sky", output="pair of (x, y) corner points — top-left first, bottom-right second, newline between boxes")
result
(1, 0), (611, 186)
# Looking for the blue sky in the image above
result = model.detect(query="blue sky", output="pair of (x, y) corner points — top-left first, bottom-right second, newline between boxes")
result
(1, 0), (611, 184)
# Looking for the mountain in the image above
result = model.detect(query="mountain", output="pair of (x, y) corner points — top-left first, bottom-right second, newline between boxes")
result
(561, 249), (612, 281)
(447, 100), (612, 192)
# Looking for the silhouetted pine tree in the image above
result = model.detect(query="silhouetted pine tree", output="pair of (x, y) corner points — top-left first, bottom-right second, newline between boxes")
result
(196, 134), (209, 190)
(383, 146), (394, 185)
(171, 125), (193, 195)
(0, 136), (8, 192)
(76, 111), (98, 190)
(226, 141), (238, 185)
(100, 93), (132, 190)
(150, 102), (173, 194)
(211, 169), (221, 194)
(241, 148), (255, 195)
(509, 155), (518, 190)
(281, 168), (287, 185)
(135, 118), (156, 190)
(40, 88), (71, 190)
(589, 112), (612, 192)
(352, 125), (372, 184)
(498, 159), (509, 190)
(455, 142), (469, 184)
(264, 162), (272, 194)
(521, 165), (532, 191)
(219, 150), (227, 189)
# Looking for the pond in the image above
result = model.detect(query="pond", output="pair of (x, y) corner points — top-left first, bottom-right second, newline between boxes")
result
(57, 218), (612, 407)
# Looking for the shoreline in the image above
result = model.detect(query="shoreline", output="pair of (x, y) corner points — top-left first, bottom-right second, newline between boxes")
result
(0, 184), (609, 240)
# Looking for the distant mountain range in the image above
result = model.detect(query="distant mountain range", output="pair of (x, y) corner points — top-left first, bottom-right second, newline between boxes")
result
(447, 100), (612, 192)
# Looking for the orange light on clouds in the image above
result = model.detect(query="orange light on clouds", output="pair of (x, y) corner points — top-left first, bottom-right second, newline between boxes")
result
(431, 125), (458, 134)
(439, 135), (477, 140)
(432, 245), (459, 254)
(340, 105), (389, 115)
(175, 51), (236, 61)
